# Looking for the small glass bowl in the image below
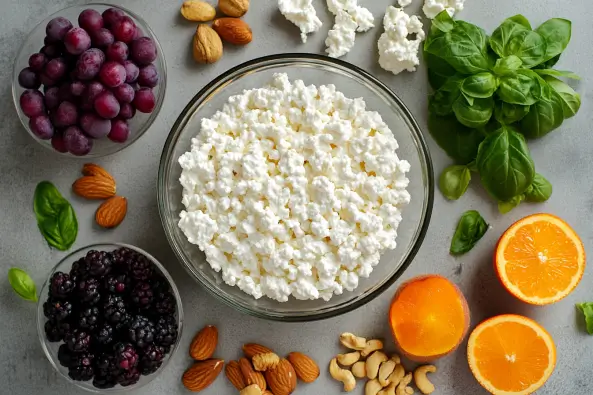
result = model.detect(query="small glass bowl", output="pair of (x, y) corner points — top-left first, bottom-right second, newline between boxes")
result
(37, 243), (183, 393)
(12, 3), (167, 158)
(158, 54), (434, 321)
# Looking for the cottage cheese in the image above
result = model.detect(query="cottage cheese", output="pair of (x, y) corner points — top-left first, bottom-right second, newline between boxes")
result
(278, 0), (323, 43)
(325, 0), (374, 58)
(398, 0), (413, 7)
(378, 6), (425, 75)
(423, 0), (465, 19)
(178, 73), (411, 302)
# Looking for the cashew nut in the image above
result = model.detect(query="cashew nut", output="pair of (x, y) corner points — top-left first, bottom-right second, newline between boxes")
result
(388, 364), (405, 387)
(405, 388), (414, 395)
(340, 332), (367, 350)
(365, 378), (384, 395)
(361, 339), (384, 357)
(391, 354), (401, 365)
(329, 358), (356, 392)
(351, 361), (366, 378)
(366, 351), (388, 379)
(378, 381), (397, 395)
(240, 384), (263, 395)
(378, 359), (396, 387)
(396, 373), (413, 395)
(414, 365), (437, 394)
(337, 351), (361, 366)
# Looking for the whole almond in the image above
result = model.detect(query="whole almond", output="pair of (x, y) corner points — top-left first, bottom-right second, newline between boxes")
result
(225, 360), (246, 390)
(212, 18), (252, 45)
(190, 325), (218, 360)
(193, 24), (223, 64)
(95, 196), (127, 228)
(243, 343), (273, 359)
(218, 0), (249, 17)
(72, 176), (116, 199)
(81, 163), (114, 183)
(181, 0), (216, 21)
(239, 357), (267, 390)
(264, 359), (297, 395)
(182, 359), (224, 392)
(287, 352), (319, 383)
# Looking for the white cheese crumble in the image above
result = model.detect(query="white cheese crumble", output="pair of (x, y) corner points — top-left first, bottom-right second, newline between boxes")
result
(325, 0), (374, 58)
(178, 73), (411, 302)
(398, 0), (413, 7)
(378, 6), (425, 75)
(423, 0), (465, 19)
(278, 0), (323, 43)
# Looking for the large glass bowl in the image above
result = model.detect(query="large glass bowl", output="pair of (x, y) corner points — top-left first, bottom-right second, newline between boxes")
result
(158, 54), (434, 321)
(37, 243), (183, 393)
(12, 3), (166, 158)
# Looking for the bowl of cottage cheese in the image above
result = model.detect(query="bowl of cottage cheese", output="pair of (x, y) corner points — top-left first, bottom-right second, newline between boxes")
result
(158, 54), (433, 321)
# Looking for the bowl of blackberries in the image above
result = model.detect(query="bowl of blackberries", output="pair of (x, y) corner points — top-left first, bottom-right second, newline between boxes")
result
(37, 243), (183, 392)
(13, 4), (166, 157)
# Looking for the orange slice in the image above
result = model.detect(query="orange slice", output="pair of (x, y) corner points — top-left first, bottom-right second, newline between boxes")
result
(467, 314), (556, 395)
(495, 213), (585, 305)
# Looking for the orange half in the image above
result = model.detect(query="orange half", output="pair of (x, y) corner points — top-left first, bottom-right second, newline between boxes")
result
(495, 213), (585, 305)
(467, 314), (556, 395)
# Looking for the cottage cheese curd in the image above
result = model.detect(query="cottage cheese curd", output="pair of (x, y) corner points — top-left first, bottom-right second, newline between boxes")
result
(423, 0), (466, 19)
(325, 0), (374, 58)
(278, 0), (323, 43)
(178, 73), (411, 302)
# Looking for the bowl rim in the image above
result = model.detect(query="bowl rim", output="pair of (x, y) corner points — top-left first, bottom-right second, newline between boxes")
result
(158, 53), (434, 322)
(37, 242), (184, 393)
(11, 2), (167, 159)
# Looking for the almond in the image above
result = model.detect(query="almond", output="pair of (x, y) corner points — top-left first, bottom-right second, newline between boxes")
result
(72, 176), (116, 199)
(252, 352), (280, 371)
(193, 24), (223, 64)
(264, 359), (297, 395)
(225, 360), (246, 390)
(239, 357), (267, 390)
(182, 359), (224, 391)
(181, 0), (216, 21)
(95, 196), (127, 228)
(287, 352), (319, 383)
(218, 0), (249, 17)
(81, 163), (114, 183)
(240, 384), (263, 395)
(243, 343), (273, 359)
(190, 325), (218, 360)
(212, 18), (252, 45)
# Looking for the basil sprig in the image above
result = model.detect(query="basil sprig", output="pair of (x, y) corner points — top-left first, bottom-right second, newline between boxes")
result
(8, 268), (37, 302)
(34, 181), (78, 251)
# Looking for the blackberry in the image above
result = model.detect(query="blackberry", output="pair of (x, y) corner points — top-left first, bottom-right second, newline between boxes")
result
(154, 290), (176, 316)
(151, 274), (171, 294)
(115, 313), (133, 333)
(70, 258), (91, 283)
(113, 342), (139, 370)
(77, 277), (101, 305)
(49, 272), (74, 298)
(93, 353), (120, 388)
(127, 315), (155, 348)
(78, 306), (100, 331)
(139, 344), (165, 375)
(86, 250), (113, 277)
(112, 247), (133, 273)
(117, 367), (140, 386)
(93, 374), (117, 389)
(154, 315), (178, 350)
(130, 282), (153, 310)
(58, 344), (74, 367)
(45, 320), (72, 342)
(128, 252), (154, 281)
(103, 294), (127, 325)
(104, 273), (130, 294)
(65, 328), (92, 352)
(43, 298), (73, 321)
(95, 323), (115, 345)
(68, 352), (95, 381)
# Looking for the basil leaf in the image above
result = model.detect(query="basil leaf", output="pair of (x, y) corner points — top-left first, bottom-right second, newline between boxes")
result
(536, 18), (572, 63)
(536, 54), (561, 70)
(543, 76), (581, 118)
(429, 75), (463, 116)
(492, 55), (522, 76)
(577, 303), (593, 335)
(33, 181), (69, 219)
(490, 16), (547, 68)
(494, 101), (530, 124)
(534, 69), (580, 80)
(428, 114), (485, 164)
(453, 95), (494, 128)
(439, 165), (471, 200)
(498, 195), (524, 214)
(450, 210), (489, 255)
(520, 90), (565, 139)
(524, 173), (553, 202)
(508, 15), (532, 29)
(431, 10), (456, 32)
(7, 268), (37, 302)
(476, 126), (535, 201)
(462, 72), (498, 98)
(425, 52), (457, 90)
(497, 70), (542, 105)
(33, 181), (78, 251)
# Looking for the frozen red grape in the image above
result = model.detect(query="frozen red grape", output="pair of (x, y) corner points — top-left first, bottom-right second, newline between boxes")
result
(44, 87), (60, 110)
(133, 88), (156, 113)
(105, 41), (128, 63)
(76, 48), (105, 80)
(112, 83), (135, 104)
(130, 37), (157, 65)
(91, 28), (114, 47)
(39, 73), (57, 87)
(63, 126), (93, 156)
(94, 91), (120, 119)
(80, 113), (111, 139)
(137, 64), (158, 88)
(80, 81), (105, 110)
(53, 101), (78, 127)
(118, 103), (136, 119)
(20, 90), (46, 118)
(70, 81), (85, 96)
(51, 132), (68, 153)
(64, 27), (91, 55)
(41, 44), (62, 59)
(108, 119), (130, 143)
(45, 57), (67, 80)
(78, 9), (104, 32)
(46, 17), (73, 42)
(99, 61), (126, 87)
(111, 16), (136, 43)
(18, 68), (40, 89)
(123, 61), (139, 83)
(102, 8), (125, 28)
(28, 53), (47, 72)
(29, 115), (54, 140)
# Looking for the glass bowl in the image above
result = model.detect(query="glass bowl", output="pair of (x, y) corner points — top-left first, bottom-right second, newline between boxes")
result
(37, 243), (183, 393)
(12, 3), (166, 158)
(158, 54), (434, 321)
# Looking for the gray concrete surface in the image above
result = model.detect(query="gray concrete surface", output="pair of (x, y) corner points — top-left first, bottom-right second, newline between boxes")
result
(1, 0), (592, 394)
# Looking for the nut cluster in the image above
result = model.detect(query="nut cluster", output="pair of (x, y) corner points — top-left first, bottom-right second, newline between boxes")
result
(329, 332), (437, 395)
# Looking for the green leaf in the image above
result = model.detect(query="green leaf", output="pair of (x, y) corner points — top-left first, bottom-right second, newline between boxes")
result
(536, 18), (572, 63)
(425, 52), (458, 90)
(492, 55), (522, 76)
(453, 95), (494, 128)
(577, 303), (593, 335)
(476, 126), (535, 201)
(7, 268), (37, 302)
(450, 210), (489, 255)
(431, 10), (456, 32)
(543, 76), (581, 118)
(439, 165), (471, 200)
(534, 69), (580, 80)
(497, 70), (542, 105)
(428, 113), (485, 164)
(33, 181), (78, 251)
(33, 181), (69, 219)
(524, 173), (553, 202)
(520, 90), (565, 139)
(494, 101), (530, 124)
(508, 15), (532, 29)
(536, 54), (561, 70)
(498, 195), (525, 214)
(462, 72), (498, 98)
(429, 75), (464, 116)
(490, 16), (547, 67)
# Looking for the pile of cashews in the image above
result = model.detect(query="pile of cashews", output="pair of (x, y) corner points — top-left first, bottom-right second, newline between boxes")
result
(329, 333), (437, 395)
